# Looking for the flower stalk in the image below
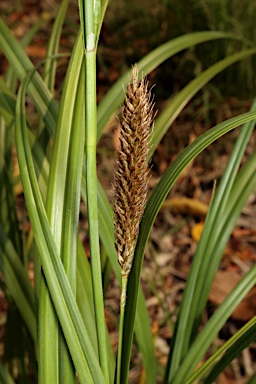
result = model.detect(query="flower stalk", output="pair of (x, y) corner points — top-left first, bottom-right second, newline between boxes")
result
(114, 65), (154, 383)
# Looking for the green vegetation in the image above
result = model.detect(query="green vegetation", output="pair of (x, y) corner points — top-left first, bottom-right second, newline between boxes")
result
(0, 0), (256, 383)
(103, 0), (256, 99)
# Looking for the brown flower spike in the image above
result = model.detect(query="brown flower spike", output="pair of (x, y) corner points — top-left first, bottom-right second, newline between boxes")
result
(114, 66), (154, 277)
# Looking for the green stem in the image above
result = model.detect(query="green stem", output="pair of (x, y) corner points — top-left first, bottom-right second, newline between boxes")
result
(85, 49), (109, 382)
(116, 273), (128, 384)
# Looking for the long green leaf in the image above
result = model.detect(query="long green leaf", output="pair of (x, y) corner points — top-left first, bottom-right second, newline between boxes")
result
(6, 16), (46, 93)
(38, 0), (70, 152)
(0, 82), (36, 345)
(12, 85), (106, 371)
(76, 240), (98, 351)
(192, 99), (256, 325)
(150, 48), (256, 157)
(97, 31), (233, 139)
(0, 40), (114, 381)
(0, 360), (16, 384)
(43, 0), (70, 92)
(0, 228), (36, 342)
(16, 76), (106, 384)
(194, 116), (256, 321)
(0, 17), (58, 135)
(191, 317), (256, 383)
(77, 241), (116, 382)
(0, 79), (16, 127)
(171, 150), (256, 383)
(120, 112), (256, 384)
(0, 81), (22, 257)
(166, 99), (256, 382)
(39, 28), (84, 383)
(97, 0), (109, 46)
(174, 267), (256, 384)
(29, 121), (116, 379)
(59, 54), (85, 384)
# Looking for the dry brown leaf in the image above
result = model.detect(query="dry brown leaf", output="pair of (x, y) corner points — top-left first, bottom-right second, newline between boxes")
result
(12, 147), (23, 195)
(209, 271), (256, 321)
(221, 238), (256, 263)
(162, 197), (208, 217)
(25, 45), (47, 58)
(191, 221), (204, 242)
(217, 373), (236, 384)
(138, 368), (146, 384)
(217, 373), (248, 384)
(232, 228), (256, 238)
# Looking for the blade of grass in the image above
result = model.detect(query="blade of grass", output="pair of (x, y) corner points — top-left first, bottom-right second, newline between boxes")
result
(0, 360), (16, 384)
(0, 80), (16, 126)
(0, 15), (109, 378)
(27, 107), (108, 375)
(0, 19), (232, 144)
(166, 99), (256, 382)
(192, 107), (256, 327)
(0, 20), (68, 281)
(76, 240), (98, 352)
(0, 84), (38, 338)
(170, 150), (256, 383)
(5, 17), (46, 93)
(188, 317), (256, 383)
(0, 227), (36, 314)
(150, 48), (256, 157)
(97, 31), (233, 138)
(76, 220), (115, 383)
(1, 52), (115, 377)
(43, 0), (70, 93)
(0, 17), (58, 135)
(37, 219), (56, 376)
(40, 27), (85, 383)
(58, 57), (85, 384)
(0, 80), (24, 260)
(96, 0), (108, 46)
(16, 74), (106, 384)
(0, 228), (36, 342)
(29, 129), (109, 369)
(173, 266), (256, 383)
(38, 0), (70, 151)
(120, 111), (256, 384)
(0, 87), (21, 255)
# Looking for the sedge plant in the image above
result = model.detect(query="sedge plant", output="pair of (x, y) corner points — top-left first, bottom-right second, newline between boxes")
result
(0, 0), (256, 383)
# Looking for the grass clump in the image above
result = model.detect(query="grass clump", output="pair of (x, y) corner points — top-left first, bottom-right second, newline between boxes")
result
(0, 1), (256, 383)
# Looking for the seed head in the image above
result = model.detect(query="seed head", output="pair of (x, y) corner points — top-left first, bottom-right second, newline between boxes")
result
(114, 66), (154, 276)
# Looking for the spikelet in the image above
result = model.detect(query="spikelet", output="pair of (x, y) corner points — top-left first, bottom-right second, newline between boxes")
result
(114, 66), (154, 277)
